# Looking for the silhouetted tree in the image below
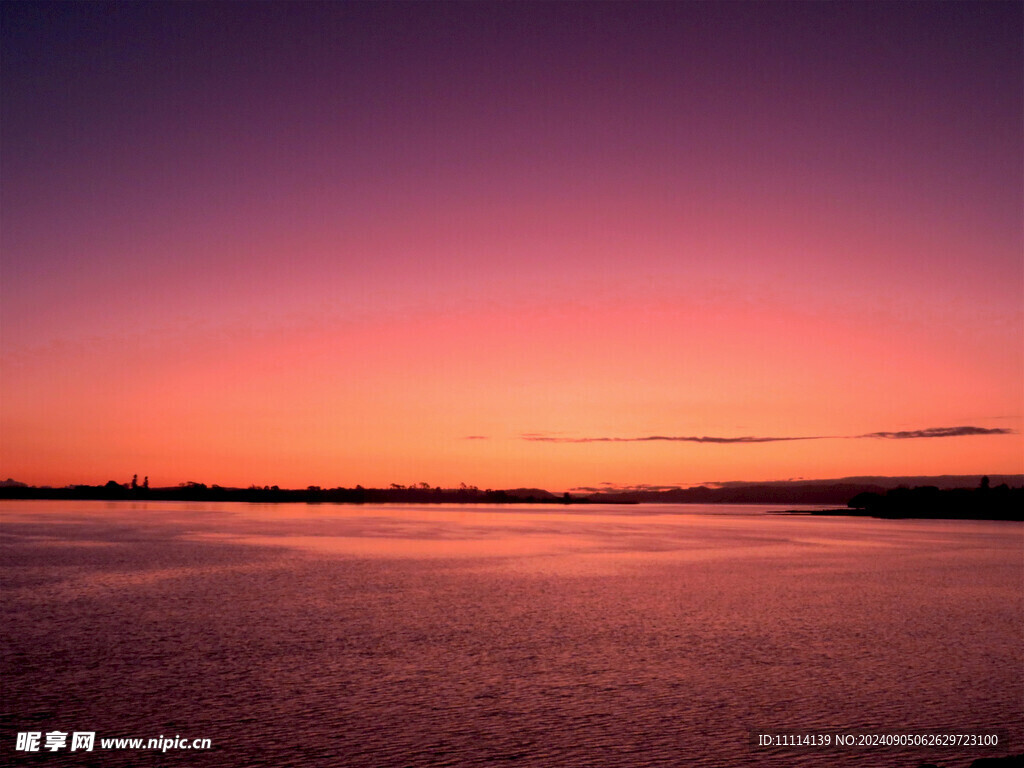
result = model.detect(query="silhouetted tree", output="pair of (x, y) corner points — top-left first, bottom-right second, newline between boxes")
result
(848, 492), (883, 509)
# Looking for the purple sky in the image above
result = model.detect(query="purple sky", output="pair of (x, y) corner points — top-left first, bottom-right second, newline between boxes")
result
(2, 2), (1021, 489)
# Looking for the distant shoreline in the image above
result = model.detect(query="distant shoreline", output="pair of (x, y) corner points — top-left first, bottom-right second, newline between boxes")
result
(0, 485), (626, 505)
(5, 474), (1022, 507)
(2, 477), (1021, 519)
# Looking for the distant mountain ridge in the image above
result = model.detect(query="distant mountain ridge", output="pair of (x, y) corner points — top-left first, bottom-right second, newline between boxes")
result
(580, 475), (1024, 505)
(708, 474), (1024, 490)
(584, 483), (886, 505)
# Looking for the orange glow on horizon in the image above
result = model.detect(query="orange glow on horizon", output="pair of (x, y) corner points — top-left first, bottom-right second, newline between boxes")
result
(3, 297), (1020, 491)
(2, 4), (1020, 491)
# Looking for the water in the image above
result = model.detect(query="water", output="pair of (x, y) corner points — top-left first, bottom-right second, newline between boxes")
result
(1, 501), (1021, 767)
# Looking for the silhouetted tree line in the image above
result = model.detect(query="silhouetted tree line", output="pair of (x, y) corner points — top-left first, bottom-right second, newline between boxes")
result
(2, 477), (1020, 518)
(0, 480), (583, 505)
(846, 477), (1022, 521)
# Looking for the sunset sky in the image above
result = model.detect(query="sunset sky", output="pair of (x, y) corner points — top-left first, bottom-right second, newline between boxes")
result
(2, 2), (1021, 491)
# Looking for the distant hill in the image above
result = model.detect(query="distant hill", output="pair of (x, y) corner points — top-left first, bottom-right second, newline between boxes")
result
(502, 488), (558, 500)
(710, 474), (1024, 490)
(583, 483), (887, 505)
(582, 475), (1024, 505)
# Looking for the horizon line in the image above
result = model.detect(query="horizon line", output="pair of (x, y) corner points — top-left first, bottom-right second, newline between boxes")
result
(5, 471), (1024, 494)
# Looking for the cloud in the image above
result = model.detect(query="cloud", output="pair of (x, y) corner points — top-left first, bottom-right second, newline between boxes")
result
(463, 435), (489, 440)
(523, 426), (1013, 444)
(858, 426), (1012, 439)
(524, 434), (825, 444)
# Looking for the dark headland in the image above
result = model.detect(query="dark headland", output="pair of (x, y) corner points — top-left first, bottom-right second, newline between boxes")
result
(778, 477), (1023, 522)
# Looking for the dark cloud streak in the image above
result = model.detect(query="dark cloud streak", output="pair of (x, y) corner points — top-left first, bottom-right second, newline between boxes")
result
(859, 426), (1011, 439)
(525, 435), (822, 444)
(523, 426), (1013, 444)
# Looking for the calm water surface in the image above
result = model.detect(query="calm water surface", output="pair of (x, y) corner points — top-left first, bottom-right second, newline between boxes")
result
(1, 501), (1021, 767)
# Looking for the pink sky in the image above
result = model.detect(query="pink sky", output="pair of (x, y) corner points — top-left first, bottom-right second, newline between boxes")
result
(2, 3), (1021, 489)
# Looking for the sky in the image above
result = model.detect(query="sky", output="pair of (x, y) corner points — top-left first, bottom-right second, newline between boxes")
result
(2, 1), (1021, 491)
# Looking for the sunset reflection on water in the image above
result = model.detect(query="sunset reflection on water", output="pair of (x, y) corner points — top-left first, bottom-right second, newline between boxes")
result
(2, 501), (1021, 767)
